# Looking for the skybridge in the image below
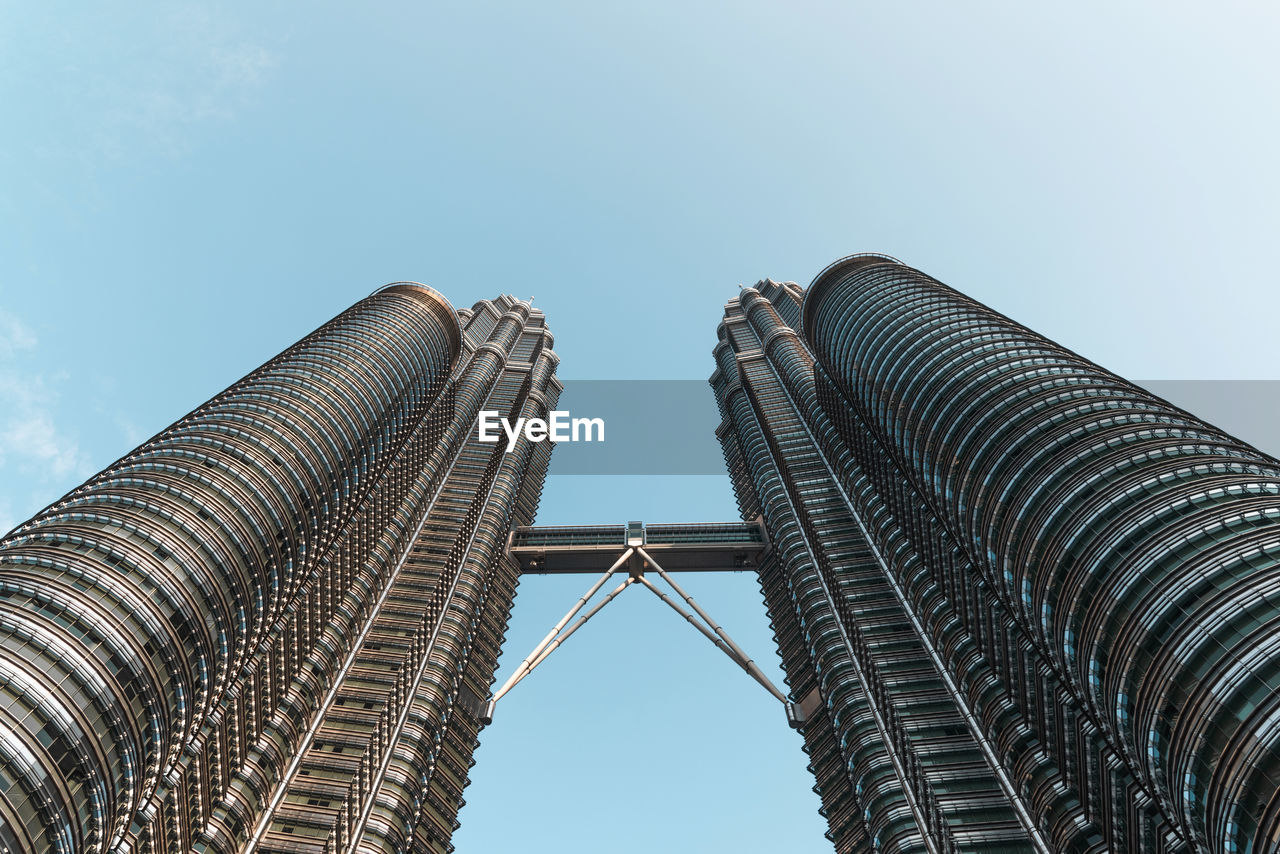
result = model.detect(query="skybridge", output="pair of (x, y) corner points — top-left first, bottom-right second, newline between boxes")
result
(488, 519), (804, 728)
(507, 519), (768, 574)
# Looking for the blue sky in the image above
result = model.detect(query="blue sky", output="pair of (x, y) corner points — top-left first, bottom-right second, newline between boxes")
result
(2, 3), (1279, 851)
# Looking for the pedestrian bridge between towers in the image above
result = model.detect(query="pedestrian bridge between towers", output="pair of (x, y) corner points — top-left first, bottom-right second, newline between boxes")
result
(485, 520), (807, 727)
(509, 520), (768, 574)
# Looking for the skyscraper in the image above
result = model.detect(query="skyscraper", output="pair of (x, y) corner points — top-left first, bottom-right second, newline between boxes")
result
(5, 258), (1280, 854)
(712, 255), (1280, 854)
(0, 285), (559, 854)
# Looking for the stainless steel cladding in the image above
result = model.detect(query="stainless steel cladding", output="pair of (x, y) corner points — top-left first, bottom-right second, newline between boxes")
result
(717, 256), (1280, 854)
(0, 286), (559, 854)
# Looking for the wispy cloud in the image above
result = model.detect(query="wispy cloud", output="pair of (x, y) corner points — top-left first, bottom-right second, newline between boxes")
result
(0, 497), (13, 540)
(0, 309), (92, 533)
(96, 28), (278, 158)
(4, 3), (279, 162)
(0, 378), (89, 479)
(211, 42), (276, 90)
(0, 309), (37, 357)
(113, 413), (148, 447)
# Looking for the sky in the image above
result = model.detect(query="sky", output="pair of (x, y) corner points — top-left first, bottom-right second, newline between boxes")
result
(2, 2), (1279, 852)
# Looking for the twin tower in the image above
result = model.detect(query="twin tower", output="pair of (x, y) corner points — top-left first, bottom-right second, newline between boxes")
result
(2, 257), (1279, 854)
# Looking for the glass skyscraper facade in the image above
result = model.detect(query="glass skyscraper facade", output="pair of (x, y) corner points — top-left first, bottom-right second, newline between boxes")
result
(4, 258), (1280, 854)
(0, 286), (558, 854)
(713, 255), (1280, 854)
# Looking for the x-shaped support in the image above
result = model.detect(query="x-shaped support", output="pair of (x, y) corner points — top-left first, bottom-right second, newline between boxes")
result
(482, 546), (803, 727)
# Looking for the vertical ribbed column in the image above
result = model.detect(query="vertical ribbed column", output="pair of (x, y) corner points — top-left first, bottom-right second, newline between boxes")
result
(234, 297), (559, 854)
(0, 285), (459, 854)
(713, 290), (902, 853)
(804, 256), (1280, 854)
(716, 280), (1052, 853)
